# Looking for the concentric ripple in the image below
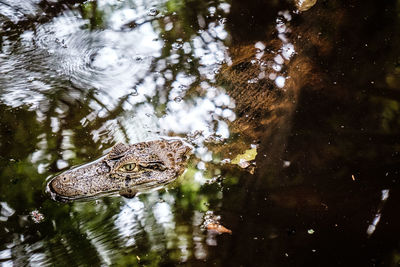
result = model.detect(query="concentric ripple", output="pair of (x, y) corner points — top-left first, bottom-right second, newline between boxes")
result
(58, 32), (140, 88)
(32, 13), (158, 95)
(1, 8), (161, 110)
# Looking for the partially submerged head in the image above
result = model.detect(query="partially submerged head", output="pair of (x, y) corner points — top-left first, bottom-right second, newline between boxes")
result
(47, 139), (192, 201)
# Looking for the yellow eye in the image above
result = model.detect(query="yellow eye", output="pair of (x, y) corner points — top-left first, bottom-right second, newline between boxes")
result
(121, 163), (136, 172)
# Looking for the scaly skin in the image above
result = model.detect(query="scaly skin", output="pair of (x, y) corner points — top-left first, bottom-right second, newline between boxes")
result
(47, 139), (192, 201)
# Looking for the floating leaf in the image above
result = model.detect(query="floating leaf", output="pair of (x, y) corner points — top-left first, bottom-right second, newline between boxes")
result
(206, 223), (232, 234)
(231, 147), (257, 168)
(295, 0), (317, 11)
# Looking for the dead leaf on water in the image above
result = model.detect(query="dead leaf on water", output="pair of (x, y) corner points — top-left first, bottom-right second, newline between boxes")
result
(231, 147), (257, 169)
(295, 0), (317, 11)
(203, 211), (232, 235)
(206, 223), (232, 235)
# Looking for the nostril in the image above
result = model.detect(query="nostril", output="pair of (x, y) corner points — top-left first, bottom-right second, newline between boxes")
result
(61, 175), (71, 182)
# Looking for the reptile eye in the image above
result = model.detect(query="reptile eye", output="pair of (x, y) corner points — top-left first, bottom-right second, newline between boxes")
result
(121, 163), (136, 172)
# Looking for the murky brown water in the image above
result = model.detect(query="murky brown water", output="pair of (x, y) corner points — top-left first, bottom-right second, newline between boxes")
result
(1, 0), (400, 266)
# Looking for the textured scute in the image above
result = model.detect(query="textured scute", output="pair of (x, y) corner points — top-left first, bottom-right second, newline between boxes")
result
(108, 143), (129, 159)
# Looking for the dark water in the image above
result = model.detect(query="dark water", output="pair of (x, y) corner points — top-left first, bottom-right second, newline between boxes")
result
(1, 0), (400, 266)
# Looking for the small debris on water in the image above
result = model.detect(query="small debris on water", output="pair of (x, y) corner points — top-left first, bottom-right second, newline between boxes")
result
(30, 210), (44, 223)
(220, 158), (231, 164)
(307, 229), (315, 234)
(238, 158), (250, 169)
(206, 223), (232, 234)
(203, 211), (232, 235)
(205, 175), (222, 185)
(247, 165), (256, 174)
(352, 174), (356, 181)
(283, 160), (291, 167)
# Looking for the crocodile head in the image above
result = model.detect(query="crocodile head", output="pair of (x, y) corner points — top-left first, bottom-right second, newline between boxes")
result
(47, 139), (192, 201)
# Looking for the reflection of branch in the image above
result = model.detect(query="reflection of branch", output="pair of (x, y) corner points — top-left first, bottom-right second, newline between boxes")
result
(118, 17), (163, 32)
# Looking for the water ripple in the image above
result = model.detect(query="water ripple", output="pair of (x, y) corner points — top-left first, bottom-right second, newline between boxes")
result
(0, 11), (160, 109)
(33, 17), (153, 92)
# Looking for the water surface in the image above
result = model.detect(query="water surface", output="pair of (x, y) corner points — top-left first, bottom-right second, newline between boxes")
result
(1, 0), (400, 265)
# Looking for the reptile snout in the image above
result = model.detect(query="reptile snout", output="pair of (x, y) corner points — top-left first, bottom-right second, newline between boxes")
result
(49, 175), (67, 193)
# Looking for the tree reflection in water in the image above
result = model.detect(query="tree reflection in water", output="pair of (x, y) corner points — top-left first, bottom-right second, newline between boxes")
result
(0, 0), (400, 266)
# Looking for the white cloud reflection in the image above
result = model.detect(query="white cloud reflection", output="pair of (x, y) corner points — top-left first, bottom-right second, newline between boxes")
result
(115, 198), (145, 247)
(246, 10), (296, 90)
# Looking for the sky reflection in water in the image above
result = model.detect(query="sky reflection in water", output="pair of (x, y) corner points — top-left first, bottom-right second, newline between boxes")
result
(1, 0), (400, 265)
